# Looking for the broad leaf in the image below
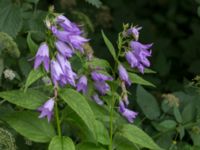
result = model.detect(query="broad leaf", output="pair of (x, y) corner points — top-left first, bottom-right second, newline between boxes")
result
(76, 142), (106, 150)
(0, 89), (48, 109)
(2, 111), (55, 143)
(136, 85), (160, 120)
(24, 69), (45, 91)
(59, 89), (96, 138)
(119, 124), (162, 150)
(159, 120), (177, 130)
(0, 0), (23, 37)
(101, 31), (118, 61)
(49, 136), (75, 150)
(128, 72), (155, 87)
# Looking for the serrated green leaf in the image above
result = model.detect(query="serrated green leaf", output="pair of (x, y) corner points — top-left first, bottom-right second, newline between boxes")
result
(59, 89), (96, 138)
(25, 69), (45, 91)
(182, 103), (196, 123)
(48, 136), (75, 150)
(2, 111), (56, 143)
(119, 124), (162, 150)
(27, 32), (39, 55)
(87, 58), (111, 69)
(128, 72), (155, 87)
(95, 120), (109, 145)
(136, 85), (160, 120)
(101, 31), (118, 62)
(0, 0), (23, 37)
(85, 0), (102, 8)
(76, 142), (106, 150)
(0, 89), (48, 109)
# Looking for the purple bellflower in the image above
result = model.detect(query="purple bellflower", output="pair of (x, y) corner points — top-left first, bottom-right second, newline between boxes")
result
(128, 41), (152, 73)
(94, 81), (110, 95)
(34, 43), (50, 72)
(91, 71), (113, 82)
(55, 40), (74, 58)
(50, 60), (66, 86)
(77, 75), (87, 94)
(118, 101), (138, 123)
(56, 15), (82, 34)
(118, 64), (131, 86)
(92, 94), (104, 105)
(56, 54), (77, 87)
(38, 98), (55, 122)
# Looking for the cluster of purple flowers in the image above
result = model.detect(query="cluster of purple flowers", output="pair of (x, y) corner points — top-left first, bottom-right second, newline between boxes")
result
(91, 71), (113, 105)
(34, 15), (88, 121)
(125, 26), (153, 74)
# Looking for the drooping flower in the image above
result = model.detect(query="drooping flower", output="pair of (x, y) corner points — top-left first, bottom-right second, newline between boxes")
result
(34, 43), (50, 72)
(118, 101), (138, 123)
(118, 64), (131, 86)
(91, 71), (113, 82)
(55, 40), (74, 58)
(92, 94), (104, 105)
(127, 26), (142, 41)
(94, 81), (110, 95)
(56, 54), (77, 87)
(38, 98), (55, 122)
(50, 60), (66, 86)
(56, 15), (82, 34)
(77, 75), (87, 93)
(129, 41), (153, 73)
(51, 26), (88, 53)
(125, 51), (139, 68)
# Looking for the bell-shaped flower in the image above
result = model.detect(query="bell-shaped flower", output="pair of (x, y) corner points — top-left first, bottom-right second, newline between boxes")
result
(118, 64), (131, 86)
(38, 98), (55, 122)
(34, 42), (50, 72)
(55, 40), (74, 58)
(118, 101), (138, 123)
(126, 26), (142, 41)
(56, 15), (82, 34)
(50, 60), (66, 86)
(56, 54), (77, 87)
(94, 81), (110, 95)
(92, 94), (104, 105)
(77, 75), (87, 94)
(91, 71), (113, 82)
(125, 51), (139, 68)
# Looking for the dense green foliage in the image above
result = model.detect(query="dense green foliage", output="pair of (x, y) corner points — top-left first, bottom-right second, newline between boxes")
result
(0, 0), (200, 150)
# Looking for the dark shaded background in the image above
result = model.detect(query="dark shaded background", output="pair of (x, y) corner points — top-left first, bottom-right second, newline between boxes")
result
(49, 0), (200, 93)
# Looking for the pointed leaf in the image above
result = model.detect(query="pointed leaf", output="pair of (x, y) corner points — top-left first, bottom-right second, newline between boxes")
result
(59, 89), (96, 138)
(49, 136), (75, 150)
(2, 111), (56, 143)
(101, 31), (118, 61)
(119, 124), (162, 150)
(0, 89), (48, 109)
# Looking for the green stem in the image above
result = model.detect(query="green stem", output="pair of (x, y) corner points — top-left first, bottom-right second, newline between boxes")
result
(55, 102), (62, 137)
(109, 90), (115, 150)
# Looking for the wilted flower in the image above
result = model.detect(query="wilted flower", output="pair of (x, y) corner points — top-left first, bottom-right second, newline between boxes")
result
(77, 75), (87, 93)
(126, 26), (142, 41)
(91, 71), (113, 82)
(118, 101), (138, 123)
(3, 69), (15, 80)
(94, 81), (110, 95)
(50, 60), (66, 86)
(55, 40), (74, 58)
(38, 98), (55, 122)
(118, 64), (131, 86)
(92, 94), (104, 105)
(34, 43), (50, 72)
